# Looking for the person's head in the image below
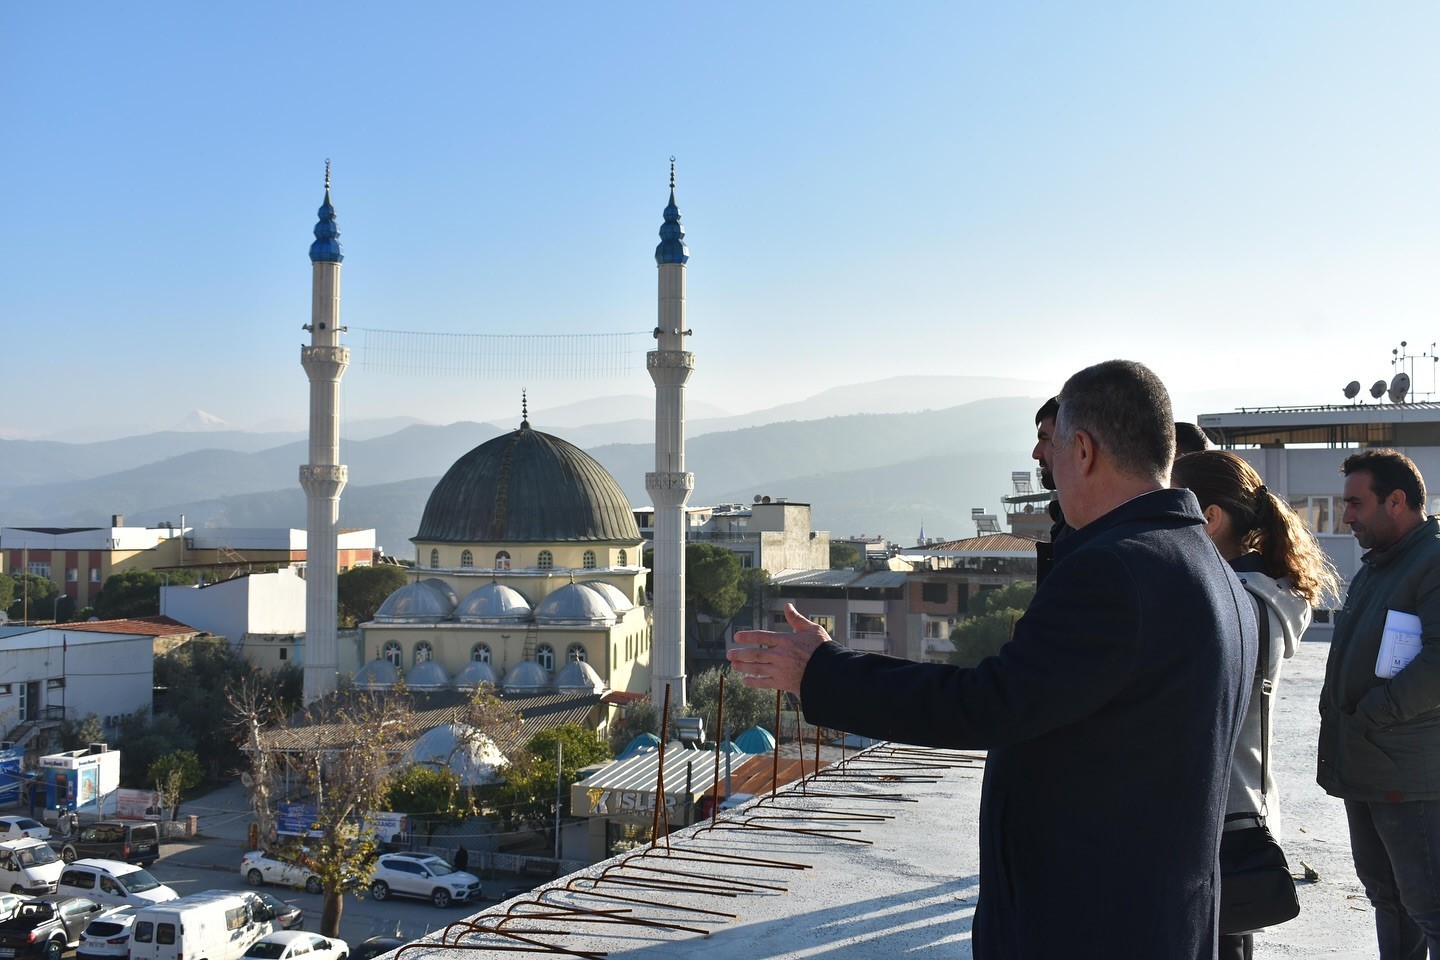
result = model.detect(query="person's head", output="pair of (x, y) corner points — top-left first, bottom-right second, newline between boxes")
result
(1174, 421), (1210, 455)
(1033, 397), (1060, 490)
(1051, 361), (1173, 524)
(1341, 449), (1427, 551)
(1172, 450), (1339, 604)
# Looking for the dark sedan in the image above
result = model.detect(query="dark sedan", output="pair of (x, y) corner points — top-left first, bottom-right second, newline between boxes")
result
(350, 937), (405, 960)
(250, 892), (304, 931)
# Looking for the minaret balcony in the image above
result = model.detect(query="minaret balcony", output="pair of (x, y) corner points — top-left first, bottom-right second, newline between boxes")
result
(301, 344), (351, 378)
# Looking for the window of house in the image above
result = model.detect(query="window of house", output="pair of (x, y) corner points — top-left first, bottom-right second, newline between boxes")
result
(0, 685), (10, 695)
(27, 562), (49, 578)
(537, 550), (553, 570)
(89, 568), (100, 583)
(1289, 494), (1348, 535)
(461, 550), (474, 568)
(617, 549), (627, 566)
(414, 641), (433, 664)
(566, 643), (587, 663)
(921, 582), (948, 604)
(429, 549), (439, 569)
(849, 613), (885, 637)
(278, 648), (288, 661)
(811, 614), (836, 636)
(66, 568), (78, 582)
(472, 643), (491, 663)
(583, 550), (597, 570)
(536, 643), (556, 672)
(495, 551), (511, 571)
(383, 642), (402, 667)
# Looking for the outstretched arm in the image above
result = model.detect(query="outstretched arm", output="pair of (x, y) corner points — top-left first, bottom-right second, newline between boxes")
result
(727, 603), (830, 696)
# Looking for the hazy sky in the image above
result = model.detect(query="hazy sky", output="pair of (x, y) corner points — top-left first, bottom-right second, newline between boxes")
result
(4, 3), (1439, 437)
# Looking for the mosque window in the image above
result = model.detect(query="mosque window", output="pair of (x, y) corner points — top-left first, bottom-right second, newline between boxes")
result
(536, 644), (556, 672)
(582, 550), (597, 570)
(414, 641), (433, 664)
(566, 643), (587, 664)
(495, 551), (511, 571)
(537, 550), (553, 570)
(617, 549), (627, 566)
(461, 550), (474, 568)
(429, 549), (439, 569)
(471, 643), (491, 663)
(382, 642), (402, 667)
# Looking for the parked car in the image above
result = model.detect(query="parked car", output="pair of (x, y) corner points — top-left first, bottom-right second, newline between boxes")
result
(0, 892), (25, 923)
(349, 937), (403, 960)
(57, 860), (178, 909)
(0, 838), (64, 894)
(0, 895), (105, 960)
(55, 821), (160, 867)
(0, 818), (50, 843)
(240, 851), (323, 895)
(366, 853), (481, 908)
(76, 906), (137, 960)
(248, 893), (303, 932)
(130, 889), (277, 960)
(242, 931), (348, 960)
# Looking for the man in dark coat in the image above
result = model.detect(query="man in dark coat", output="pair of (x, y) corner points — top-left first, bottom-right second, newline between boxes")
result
(730, 360), (1255, 959)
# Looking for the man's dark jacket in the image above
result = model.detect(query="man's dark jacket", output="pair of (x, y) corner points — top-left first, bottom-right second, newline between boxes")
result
(801, 489), (1256, 959)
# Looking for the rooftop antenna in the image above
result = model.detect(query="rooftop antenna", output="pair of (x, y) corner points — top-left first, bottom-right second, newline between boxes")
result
(1392, 340), (1439, 402)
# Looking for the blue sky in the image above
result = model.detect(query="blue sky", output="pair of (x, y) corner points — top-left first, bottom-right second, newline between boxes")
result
(3, 3), (1439, 437)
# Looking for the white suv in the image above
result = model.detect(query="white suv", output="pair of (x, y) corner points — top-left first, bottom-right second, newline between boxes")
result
(366, 854), (480, 908)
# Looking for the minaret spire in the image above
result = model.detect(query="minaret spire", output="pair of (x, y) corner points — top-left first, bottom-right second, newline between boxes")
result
(646, 159), (695, 710)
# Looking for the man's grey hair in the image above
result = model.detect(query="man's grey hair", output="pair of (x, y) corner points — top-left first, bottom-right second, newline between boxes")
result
(1054, 360), (1174, 481)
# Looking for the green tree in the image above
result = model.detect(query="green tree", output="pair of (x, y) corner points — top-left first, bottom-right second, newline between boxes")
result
(0, 573), (13, 614)
(950, 581), (1036, 668)
(58, 713), (106, 751)
(687, 666), (774, 737)
(337, 565), (410, 627)
(149, 750), (203, 819)
(829, 543), (862, 570)
(4, 573), (60, 623)
(92, 569), (198, 620)
(383, 765), (468, 840)
(116, 710), (196, 783)
(968, 581), (1036, 617)
(607, 697), (660, 754)
(494, 725), (611, 838)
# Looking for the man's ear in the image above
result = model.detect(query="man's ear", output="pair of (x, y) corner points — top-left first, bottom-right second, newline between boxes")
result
(1074, 429), (1097, 475)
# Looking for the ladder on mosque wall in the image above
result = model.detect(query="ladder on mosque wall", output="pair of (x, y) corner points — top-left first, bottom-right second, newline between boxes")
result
(522, 624), (538, 661)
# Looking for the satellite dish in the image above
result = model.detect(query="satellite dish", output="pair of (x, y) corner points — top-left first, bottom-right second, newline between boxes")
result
(753, 495), (762, 503)
(1388, 372), (1411, 404)
(240, 772), (254, 788)
(1343, 380), (1361, 400)
(1371, 380), (1388, 399)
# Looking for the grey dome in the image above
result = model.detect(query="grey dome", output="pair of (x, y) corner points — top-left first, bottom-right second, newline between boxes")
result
(503, 660), (553, 693)
(455, 582), (531, 623)
(403, 723), (507, 786)
(580, 579), (634, 612)
(354, 658), (401, 690)
(415, 422), (641, 544)
(407, 659), (452, 691)
(535, 583), (616, 625)
(554, 658), (606, 694)
(453, 659), (500, 689)
(421, 577), (459, 608)
(374, 580), (456, 623)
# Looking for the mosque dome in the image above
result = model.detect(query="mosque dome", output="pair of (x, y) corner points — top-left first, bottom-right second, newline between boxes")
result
(617, 732), (661, 759)
(535, 583), (616, 625)
(373, 579), (456, 623)
(455, 583), (532, 623)
(554, 659), (606, 694)
(403, 723), (507, 786)
(733, 725), (777, 754)
(354, 658), (401, 691)
(415, 421), (640, 544)
(503, 660), (553, 694)
(407, 659), (452, 691)
(580, 580), (634, 612)
(452, 659), (500, 690)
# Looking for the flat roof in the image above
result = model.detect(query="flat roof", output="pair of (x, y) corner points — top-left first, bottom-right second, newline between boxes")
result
(1198, 401), (1440, 447)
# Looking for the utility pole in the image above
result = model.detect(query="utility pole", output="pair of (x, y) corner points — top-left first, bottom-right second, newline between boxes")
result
(553, 740), (563, 860)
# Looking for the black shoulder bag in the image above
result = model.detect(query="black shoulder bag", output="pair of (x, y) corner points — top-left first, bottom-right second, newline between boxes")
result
(1218, 592), (1301, 935)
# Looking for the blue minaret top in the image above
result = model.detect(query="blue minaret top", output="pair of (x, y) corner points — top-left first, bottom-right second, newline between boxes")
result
(309, 160), (344, 264)
(654, 158), (689, 266)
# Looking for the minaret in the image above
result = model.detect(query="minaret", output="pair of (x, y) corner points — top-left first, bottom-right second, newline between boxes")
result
(646, 159), (694, 709)
(300, 162), (349, 704)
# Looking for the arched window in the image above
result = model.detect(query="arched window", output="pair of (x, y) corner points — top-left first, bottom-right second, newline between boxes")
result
(582, 550), (597, 570)
(537, 550), (553, 570)
(536, 643), (555, 672)
(617, 549), (627, 566)
(495, 551), (511, 571)
(429, 549), (439, 569)
(382, 642), (402, 667)
(471, 643), (491, 663)
(461, 550), (474, 568)
(414, 641), (433, 665)
(566, 643), (587, 664)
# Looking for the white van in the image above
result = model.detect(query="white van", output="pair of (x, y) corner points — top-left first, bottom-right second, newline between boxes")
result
(130, 890), (278, 960)
(0, 838), (64, 894)
(57, 858), (179, 908)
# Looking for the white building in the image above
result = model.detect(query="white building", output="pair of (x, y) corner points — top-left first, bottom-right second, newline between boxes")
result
(161, 566), (308, 670)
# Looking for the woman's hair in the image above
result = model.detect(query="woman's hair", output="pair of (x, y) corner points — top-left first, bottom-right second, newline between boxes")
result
(1172, 450), (1340, 606)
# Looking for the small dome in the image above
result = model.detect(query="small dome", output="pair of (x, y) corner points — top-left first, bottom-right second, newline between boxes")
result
(535, 583), (616, 625)
(733, 726), (776, 754)
(407, 659), (452, 691)
(421, 578), (460, 608)
(580, 580), (634, 612)
(503, 660), (553, 693)
(618, 732), (661, 759)
(456, 583), (531, 623)
(403, 723), (507, 786)
(354, 658), (401, 691)
(373, 580), (456, 623)
(453, 659), (500, 690)
(554, 659), (606, 694)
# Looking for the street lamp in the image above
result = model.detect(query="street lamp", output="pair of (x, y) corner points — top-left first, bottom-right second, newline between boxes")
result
(52, 592), (63, 624)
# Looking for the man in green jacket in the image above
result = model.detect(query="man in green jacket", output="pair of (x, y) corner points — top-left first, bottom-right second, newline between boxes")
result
(1321, 448), (1440, 959)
